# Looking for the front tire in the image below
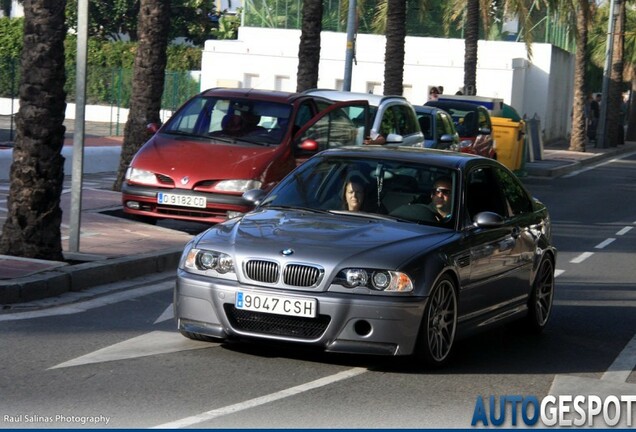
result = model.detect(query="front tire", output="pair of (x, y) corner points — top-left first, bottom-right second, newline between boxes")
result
(414, 275), (458, 368)
(526, 257), (555, 333)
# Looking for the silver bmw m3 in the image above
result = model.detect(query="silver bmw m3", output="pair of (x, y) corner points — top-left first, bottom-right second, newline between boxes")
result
(174, 146), (556, 367)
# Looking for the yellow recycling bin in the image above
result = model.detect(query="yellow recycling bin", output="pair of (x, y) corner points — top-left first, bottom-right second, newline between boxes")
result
(491, 116), (525, 172)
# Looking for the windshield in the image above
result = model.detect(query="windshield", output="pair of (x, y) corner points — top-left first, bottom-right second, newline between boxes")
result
(162, 96), (293, 145)
(264, 155), (458, 227)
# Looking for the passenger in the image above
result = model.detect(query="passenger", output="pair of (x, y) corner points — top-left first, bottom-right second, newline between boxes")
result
(343, 176), (366, 211)
(241, 111), (266, 136)
(429, 176), (453, 221)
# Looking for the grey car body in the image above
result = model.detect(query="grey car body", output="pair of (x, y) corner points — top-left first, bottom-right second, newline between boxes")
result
(175, 146), (556, 367)
(413, 104), (460, 150)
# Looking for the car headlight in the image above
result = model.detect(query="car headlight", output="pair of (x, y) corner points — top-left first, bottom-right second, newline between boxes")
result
(214, 180), (263, 193)
(183, 248), (235, 275)
(337, 268), (413, 292)
(125, 167), (157, 185)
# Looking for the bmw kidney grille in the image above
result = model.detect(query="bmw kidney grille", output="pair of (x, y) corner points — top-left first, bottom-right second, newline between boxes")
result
(244, 260), (322, 287)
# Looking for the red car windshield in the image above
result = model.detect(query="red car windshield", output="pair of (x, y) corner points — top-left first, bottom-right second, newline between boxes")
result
(163, 96), (294, 145)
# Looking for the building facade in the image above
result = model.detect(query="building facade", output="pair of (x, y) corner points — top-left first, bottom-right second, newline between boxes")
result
(201, 27), (575, 144)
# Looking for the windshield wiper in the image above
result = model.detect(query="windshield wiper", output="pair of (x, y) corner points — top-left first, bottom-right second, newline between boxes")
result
(233, 137), (270, 146)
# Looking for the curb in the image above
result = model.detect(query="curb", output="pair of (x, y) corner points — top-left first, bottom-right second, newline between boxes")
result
(525, 145), (635, 178)
(0, 248), (182, 305)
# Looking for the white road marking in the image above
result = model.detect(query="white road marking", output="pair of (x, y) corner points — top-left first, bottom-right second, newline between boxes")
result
(602, 333), (636, 383)
(570, 252), (594, 264)
(562, 152), (636, 178)
(152, 367), (368, 429)
(595, 238), (616, 249)
(0, 277), (173, 322)
(617, 226), (632, 236)
(555, 269), (565, 277)
(49, 331), (214, 369)
(154, 304), (174, 324)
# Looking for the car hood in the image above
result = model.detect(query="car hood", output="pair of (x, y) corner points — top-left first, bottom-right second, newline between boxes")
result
(132, 134), (281, 181)
(195, 208), (454, 269)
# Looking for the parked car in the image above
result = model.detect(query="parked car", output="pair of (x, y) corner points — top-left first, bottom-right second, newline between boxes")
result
(121, 88), (369, 224)
(303, 89), (424, 147)
(413, 105), (460, 150)
(175, 146), (556, 367)
(425, 100), (496, 159)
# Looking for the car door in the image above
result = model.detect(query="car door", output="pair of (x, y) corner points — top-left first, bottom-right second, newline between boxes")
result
(457, 164), (532, 323)
(292, 100), (370, 164)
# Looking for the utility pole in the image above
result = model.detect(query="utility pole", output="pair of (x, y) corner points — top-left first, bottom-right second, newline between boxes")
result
(69, 0), (88, 252)
(343, 0), (356, 91)
(597, 0), (619, 148)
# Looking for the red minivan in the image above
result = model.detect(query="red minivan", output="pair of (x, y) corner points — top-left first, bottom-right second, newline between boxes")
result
(122, 88), (368, 224)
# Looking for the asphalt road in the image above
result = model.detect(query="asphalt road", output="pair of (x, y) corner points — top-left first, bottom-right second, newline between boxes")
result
(1, 152), (635, 429)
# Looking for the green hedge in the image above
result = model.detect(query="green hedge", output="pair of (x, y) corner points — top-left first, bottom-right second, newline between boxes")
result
(0, 17), (202, 108)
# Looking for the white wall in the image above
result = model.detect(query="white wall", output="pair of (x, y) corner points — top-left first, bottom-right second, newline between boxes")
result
(201, 27), (575, 143)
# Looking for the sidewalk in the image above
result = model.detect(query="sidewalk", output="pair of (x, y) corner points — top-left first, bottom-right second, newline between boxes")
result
(1, 120), (635, 305)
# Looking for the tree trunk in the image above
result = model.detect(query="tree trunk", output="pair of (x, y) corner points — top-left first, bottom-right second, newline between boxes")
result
(113, 0), (170, 191)
(463, 0), (479, 96)
(0, 0), (67, 261)
(606, 0), (625, 147)
(383, 0), (406, 96)
(568, 0), (589, 152)
(296, 0), (323, 92)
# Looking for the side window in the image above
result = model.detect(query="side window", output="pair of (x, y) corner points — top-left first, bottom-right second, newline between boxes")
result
(466, 167), (508, 220)
(378, 108), (396, 136)
(493, 167), (534, 215)
(418, 114), (433, 139)
(295, 101), (316, 132)
(435, 113), (445, 139)
(478, 108), (491, 130)
(297, 109), (360, 151)
(393, 105), (417, 135)
(440, 112), (453, 135)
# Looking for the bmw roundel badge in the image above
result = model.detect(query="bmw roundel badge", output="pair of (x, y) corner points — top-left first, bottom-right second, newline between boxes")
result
(281, 248), (294, 256)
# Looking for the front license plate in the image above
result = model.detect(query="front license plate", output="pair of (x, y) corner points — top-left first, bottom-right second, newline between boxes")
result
(157, 192), (206, 208)
(236, 291), (317, 318)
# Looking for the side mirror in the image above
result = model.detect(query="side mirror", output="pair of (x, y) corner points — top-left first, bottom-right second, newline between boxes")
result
(298, 139), (319, 152)
(473, 211), (504, 227)
(147, 123), (161, 134)
(439, 133), (454, 143)
(242, 189), (267, 206)
(385, 133), (404, 144)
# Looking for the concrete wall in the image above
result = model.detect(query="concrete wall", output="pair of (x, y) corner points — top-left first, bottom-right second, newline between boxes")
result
(201, 27), (575, 143)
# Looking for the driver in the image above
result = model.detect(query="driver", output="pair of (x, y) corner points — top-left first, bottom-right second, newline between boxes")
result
(428, 176), (452, 221)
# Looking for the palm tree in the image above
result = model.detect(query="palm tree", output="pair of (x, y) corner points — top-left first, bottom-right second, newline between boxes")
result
(113, 0), (171, 191)
(296, 0), (323, 92)
(383, 0), (406, 95)
(463, 0), (481, 95)
(624, 2), (636, 140)
(606, 0), (625, 146)
(567, 0), (592, 152)
(0, 0), (67, 260)
(445, 0), (539, 95)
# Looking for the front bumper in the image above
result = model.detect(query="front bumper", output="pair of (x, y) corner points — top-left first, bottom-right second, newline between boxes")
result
(175, 270), (428, 356)
(121, 183), (252, 224)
